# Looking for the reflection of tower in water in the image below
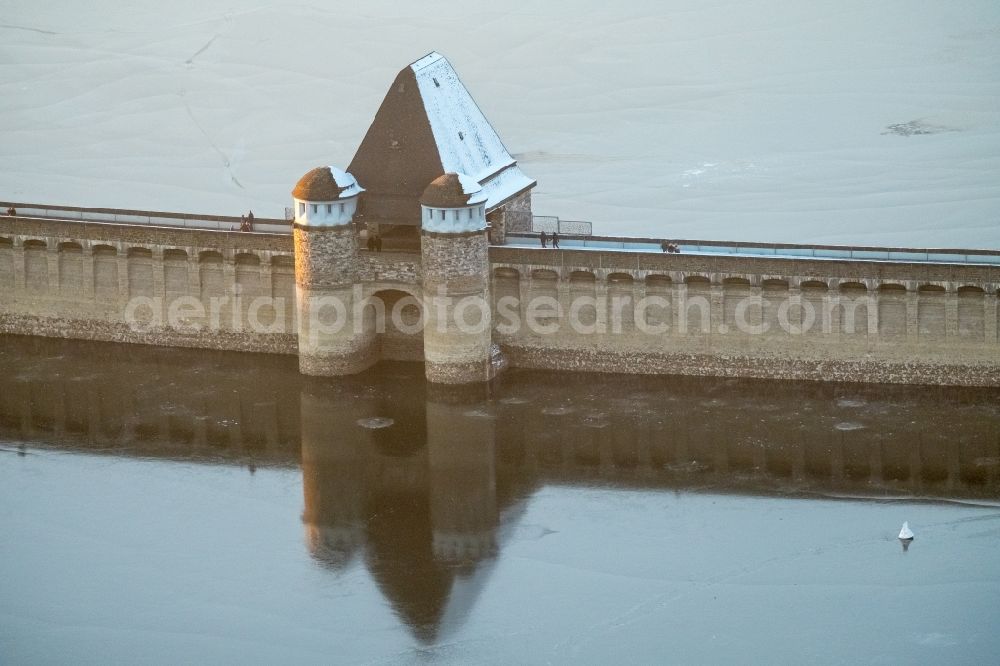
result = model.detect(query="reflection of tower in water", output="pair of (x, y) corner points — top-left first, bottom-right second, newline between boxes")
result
(427, 387), (497, 563)
(300, 378), (373, 572)
(299, 372), (498, 642)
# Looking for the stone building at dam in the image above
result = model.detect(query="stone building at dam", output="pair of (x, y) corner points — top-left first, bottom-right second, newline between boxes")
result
(1, 52), (998, 386)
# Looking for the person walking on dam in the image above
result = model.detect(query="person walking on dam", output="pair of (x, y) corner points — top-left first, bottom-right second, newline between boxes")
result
(540, 231), (547, 248)
(552, 231), (560, 249)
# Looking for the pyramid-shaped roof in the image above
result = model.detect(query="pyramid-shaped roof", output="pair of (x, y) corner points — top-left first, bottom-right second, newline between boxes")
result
(348, 52), (535, 226)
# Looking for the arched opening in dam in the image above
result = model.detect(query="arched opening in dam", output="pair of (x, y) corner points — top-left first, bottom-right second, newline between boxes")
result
(368, 288), (425, 362)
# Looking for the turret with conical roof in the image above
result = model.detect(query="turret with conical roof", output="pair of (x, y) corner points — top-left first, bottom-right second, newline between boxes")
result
(420, 172), (488, 234)
(292, 166), (363, 228)
(420, 171), (497, 384)
(291, 165), (375, 376)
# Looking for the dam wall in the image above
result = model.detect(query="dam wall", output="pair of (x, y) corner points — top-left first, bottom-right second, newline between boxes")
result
(0, 216), (299, 353)
(0, 216), (425, 357)
(1, 215), (998, 386)
(489, 246), (1000, 386)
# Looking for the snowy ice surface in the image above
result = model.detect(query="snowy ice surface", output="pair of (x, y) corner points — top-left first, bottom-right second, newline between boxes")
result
(1, 1), (999, 247)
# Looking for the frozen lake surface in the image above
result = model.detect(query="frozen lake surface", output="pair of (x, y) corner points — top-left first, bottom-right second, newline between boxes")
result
(1, 1), (999, 248)
(3, 451), (1000, 664)
(1, 337), (999, 664)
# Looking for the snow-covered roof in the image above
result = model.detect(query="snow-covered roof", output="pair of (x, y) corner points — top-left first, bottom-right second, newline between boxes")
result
(348, 52), (534, 225)
(420, 172), (488, 208)
(411, 53), (534, 205)
(292, 166), (363, 201)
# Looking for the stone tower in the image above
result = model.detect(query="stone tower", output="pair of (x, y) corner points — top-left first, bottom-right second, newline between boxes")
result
(419, 172), (495, 384)
(291, 166), (373, 376)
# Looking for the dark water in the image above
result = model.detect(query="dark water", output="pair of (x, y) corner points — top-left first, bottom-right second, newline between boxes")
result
(1, 336), (999, 664)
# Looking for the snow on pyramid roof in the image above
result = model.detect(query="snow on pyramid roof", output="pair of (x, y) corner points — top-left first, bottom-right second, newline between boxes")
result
(348, 52), (535, 226)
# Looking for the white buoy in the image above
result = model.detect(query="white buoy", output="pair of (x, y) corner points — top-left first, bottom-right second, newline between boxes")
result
(898, 521), (914, 540)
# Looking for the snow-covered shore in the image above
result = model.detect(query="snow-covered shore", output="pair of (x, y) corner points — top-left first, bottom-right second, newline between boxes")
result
(2, 0), (998, 247)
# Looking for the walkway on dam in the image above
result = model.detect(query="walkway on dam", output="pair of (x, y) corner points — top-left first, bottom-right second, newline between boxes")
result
(1, 202), (291, 234)
(4, 200), (999, 267)
(505, 235), (1000, 267)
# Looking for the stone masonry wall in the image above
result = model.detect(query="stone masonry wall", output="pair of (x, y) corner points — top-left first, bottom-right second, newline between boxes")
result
(487, 190), (532, 245)
(421, 230), (489, 293)
(0, 218), (297, 353)
(489, 246), (1000, 387)
(421, 229), (494, 384)
(293, 225), (359, 288)
(2, 215), (998, 386)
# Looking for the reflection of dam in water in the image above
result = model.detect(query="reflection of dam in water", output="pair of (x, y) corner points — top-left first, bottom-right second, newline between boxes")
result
(1, 335), (999, 640)
(2, 336), (997, 496)
(0, 336), (302, 467)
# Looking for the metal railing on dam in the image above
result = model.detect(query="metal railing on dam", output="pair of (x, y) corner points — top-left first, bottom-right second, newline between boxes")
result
(529, 215), (593, 236)
(0, 201), (291, 234)
(4, 200), (999, 267)
(506, 233), (1000, 266)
